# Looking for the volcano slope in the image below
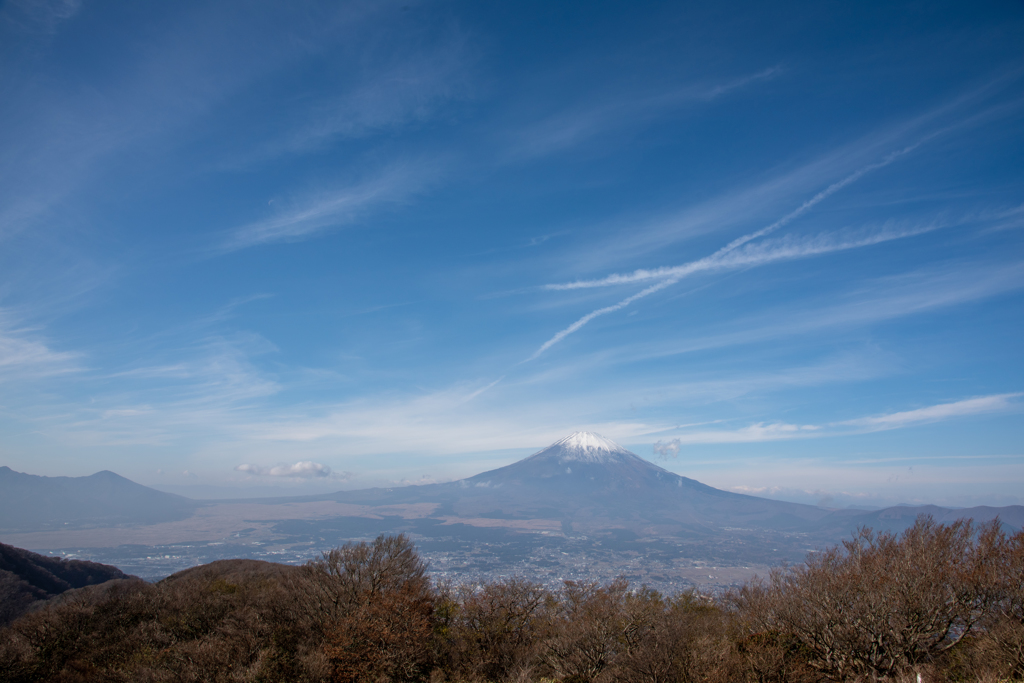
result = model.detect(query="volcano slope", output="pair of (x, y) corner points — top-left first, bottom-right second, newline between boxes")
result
(273, 432), (1020, 541)
(339, 432), (835, 535)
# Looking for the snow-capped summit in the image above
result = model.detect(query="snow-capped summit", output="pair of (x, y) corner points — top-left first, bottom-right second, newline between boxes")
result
(519, 430), (653, 469)
(461, 430), (687, 495)
(549, 431), (631, 462)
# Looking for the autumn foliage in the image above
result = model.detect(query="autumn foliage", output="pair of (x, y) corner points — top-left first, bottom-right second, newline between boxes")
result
(1, 519), (1022, 683)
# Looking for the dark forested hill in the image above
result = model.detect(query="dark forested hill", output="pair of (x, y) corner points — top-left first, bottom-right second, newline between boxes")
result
(0, 542), (129, 626)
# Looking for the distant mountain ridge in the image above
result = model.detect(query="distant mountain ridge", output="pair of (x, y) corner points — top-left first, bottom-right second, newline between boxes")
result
(2, 434), (1021, 545)
(0, 466), (197, 532)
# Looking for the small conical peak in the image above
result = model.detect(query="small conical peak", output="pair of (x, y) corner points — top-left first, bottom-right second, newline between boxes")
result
(550, 431), (630, 462)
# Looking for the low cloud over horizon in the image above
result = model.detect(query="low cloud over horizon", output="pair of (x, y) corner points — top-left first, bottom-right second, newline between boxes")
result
(235, 461), (349, 480)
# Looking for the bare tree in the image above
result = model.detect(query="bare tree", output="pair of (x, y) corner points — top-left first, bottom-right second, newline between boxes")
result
(439, 577), (548, 682)
(543, 579), (661, 683)
(975, 526), (1024, 679)
(616, 591), (743, 683)
(738, 517), (1003, 680)
(300, 534), (429, 625)
(301, 534), (434, 683)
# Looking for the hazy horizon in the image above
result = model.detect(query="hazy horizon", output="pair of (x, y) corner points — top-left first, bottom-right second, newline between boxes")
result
(1, 0), (1022, 510)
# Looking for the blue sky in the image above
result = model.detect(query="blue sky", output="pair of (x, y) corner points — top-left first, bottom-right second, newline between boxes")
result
(1, 0), (1022, 508)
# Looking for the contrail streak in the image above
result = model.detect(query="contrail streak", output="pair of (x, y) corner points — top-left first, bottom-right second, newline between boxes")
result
(524, 223), (938, 361)
(546, 143), (922, 292)
(524, 134), (947, 362)
(525, 278), (680, 361)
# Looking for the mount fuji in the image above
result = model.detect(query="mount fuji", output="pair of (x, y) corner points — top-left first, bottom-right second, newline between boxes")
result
(311, 431), (1021, 539)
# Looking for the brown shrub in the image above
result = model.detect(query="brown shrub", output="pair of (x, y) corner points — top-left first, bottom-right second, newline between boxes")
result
(614, 591), (747, 683)
(940, 526), (1024, 683)
(437, 577), (548, 682)
(736, 516), (1005, 681)
(539, 579), (666, 683)
(4, 526), (1022, 683)
(304, 534), (435, 683)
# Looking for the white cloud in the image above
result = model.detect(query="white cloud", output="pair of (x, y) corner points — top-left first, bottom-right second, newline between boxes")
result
(652, 439), (680, 459)
(841, 394), (1023, 430)
(662, 393), (1021, 445)
(0, 311), (80, 377)
(221, 164), (432, 251)
(508, 67), (781, 160)
(217, 352), (895, 462)
(33, 334), (281, 449)
(237, 375), (664, 458)
(235, 460), (342, 479)
(727, 485), (877, 508)
(607, 259), (1024, 366)
(669, 422), (822, 445)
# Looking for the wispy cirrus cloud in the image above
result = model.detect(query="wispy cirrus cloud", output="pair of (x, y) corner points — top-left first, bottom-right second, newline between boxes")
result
(0, 2), (408, 246)
(546, 145), (929, 293)
(219, 163), (434, 251)
(253, 40), (476, 161)
(840, 393), (1023, 429)
(523, 89), (1022, 362)
(655, 422), (822, 448)
(552, 75), (1024, 275)
(34, 333), (282, 450)
(0, 0), (82, 36)
(654, 393), (1022, 448)
(610, 258), (1024, 365)
(234, 372), (665, 460)
(0, 310), (80, 378)
(221, 353), (886, 464)
(526, 219), (941, 361)
(508, 67), (781, 161)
